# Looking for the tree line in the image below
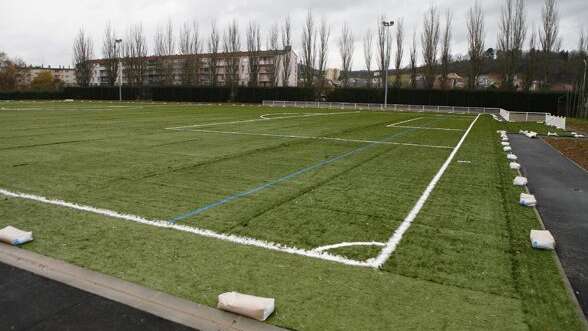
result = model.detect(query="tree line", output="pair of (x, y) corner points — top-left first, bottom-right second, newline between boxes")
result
(2, 0), (586, 103)
(69, 0), (585, 96)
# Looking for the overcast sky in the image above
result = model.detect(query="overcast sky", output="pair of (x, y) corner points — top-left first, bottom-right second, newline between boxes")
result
(0, 0), (585, 70)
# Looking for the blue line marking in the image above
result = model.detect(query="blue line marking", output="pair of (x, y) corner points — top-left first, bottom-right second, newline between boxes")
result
(169, 120), (438, 223)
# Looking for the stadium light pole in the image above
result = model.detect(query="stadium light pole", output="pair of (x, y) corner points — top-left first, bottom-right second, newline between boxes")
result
(382, 21), (395, 108)
(115, 39), (123, 102)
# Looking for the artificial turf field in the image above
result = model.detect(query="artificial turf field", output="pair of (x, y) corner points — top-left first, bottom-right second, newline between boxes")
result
(0, 101), (584, 330)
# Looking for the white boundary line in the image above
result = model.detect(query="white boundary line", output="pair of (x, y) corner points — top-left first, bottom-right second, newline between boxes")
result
(312, 242), (386, 252)
(0, 188), (372, 268)
(259, 113), (304, 119)
(371, 114), (481, 268)
(0, 108), (141, 111)
(389, 126), (465, 131)
(386, 117), (424, 127)
(175, 128), (454, 150)
(165, 111), (360, 130)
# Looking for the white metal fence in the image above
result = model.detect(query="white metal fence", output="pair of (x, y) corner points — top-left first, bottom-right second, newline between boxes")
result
(545, 114), (566, 130)
(262, 100), (567, 126)
(262, 100), (501, 115)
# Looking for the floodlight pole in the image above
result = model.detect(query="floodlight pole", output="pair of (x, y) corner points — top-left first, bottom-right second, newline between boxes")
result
(582, 59), (587, 116)
(382, 21), (395, 108)
(115, 39), (123, 102)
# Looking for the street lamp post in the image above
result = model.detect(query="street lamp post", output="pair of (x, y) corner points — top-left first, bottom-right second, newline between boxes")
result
(582, 59), (587, 116)
(115, 39), (123, 102)
(382, 21), (395, 108)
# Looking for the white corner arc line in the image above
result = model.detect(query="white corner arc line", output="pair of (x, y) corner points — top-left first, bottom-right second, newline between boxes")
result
(165, 111), (359, 130)
(312, 242), (386, 252)
(386, 117), (424, 127)
(0, 188), (372, 268)
(371, 114), (481, 268)
(181, 129), (454, 149)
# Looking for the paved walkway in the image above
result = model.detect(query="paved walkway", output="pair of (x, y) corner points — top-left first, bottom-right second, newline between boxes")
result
(0, 244), (284, 331)
(509, 134), (588, 317)
(0, 262), (195, 331)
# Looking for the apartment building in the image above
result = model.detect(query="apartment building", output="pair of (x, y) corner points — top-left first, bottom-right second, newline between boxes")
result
(17, 66), (77, 88)
(89, 47), (298, 87)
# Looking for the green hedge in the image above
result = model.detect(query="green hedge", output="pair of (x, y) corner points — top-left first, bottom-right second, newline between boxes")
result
(0, 86), (566, 115)
(328, 88), (566, 114)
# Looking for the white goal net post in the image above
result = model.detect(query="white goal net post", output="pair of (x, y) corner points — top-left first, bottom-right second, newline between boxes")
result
(261, 101), (567, 130)
(500, 109), (566, 130)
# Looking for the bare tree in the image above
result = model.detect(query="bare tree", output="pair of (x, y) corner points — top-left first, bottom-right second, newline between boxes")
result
(377, 16), (393, 88)
(409, 31), (417, 88)
(124, 24), (147, 86)
(163, 20), (176, 85)
(524, 28), (538, 90)
(512, 0), (527, 89)
(540, 0), (560, 86)
(223, 20), (240, 97)
(317, 17), (331, 90)
(247, 21), (263, 87)
(208, 21), (220, 86)
(421, 6), (440, 89)
(301, 10), (316, 88)
(363, 29), (374, 88)
(467, 2), (485, 89)
(394, 19), (405, 88)
(579, 29), (586, 56)
(281, 16), (292, 87)
(497, 0), (514, 87)
(338, 23), (354, 87)
(440, 11), (453, 89)
(123, 24), (148, 87)
(153, 20), (175, 85)
(73, 28), (95, 88)
(265, 23), (278, 86)
(498, 0), (527, 89)
(102, 23), (119, 86)
(540, 0), (560, 53)
(178, 22), (200, 86)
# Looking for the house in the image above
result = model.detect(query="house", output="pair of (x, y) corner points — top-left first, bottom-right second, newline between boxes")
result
(477, 73), (502, 89)
(434, 73), (465, 89)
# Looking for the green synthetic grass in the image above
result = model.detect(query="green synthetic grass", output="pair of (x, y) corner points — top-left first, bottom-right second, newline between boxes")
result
(0, 101), (584, 330)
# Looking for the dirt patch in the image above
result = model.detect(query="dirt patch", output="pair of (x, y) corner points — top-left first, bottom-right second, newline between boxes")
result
(568, 119), (588, 135)
(545, 138), (588, 171)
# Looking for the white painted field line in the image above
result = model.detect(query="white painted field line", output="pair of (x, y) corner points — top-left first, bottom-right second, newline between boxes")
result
(313, 242), (386, 252)
(386, 117), (425, 127)
(390, 126), (465, 131)
(259, 112), (303, 119)
(0, 188), (371, 268)
(179, 128), (454, 150)
(0, 107), (144, 111)
(371, 114), (481, 268)
(165, 111), (359, 130)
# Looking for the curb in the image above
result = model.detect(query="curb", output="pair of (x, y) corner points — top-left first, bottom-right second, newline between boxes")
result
(0, 244), (286, 331)
(508, 135), (588, 326)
